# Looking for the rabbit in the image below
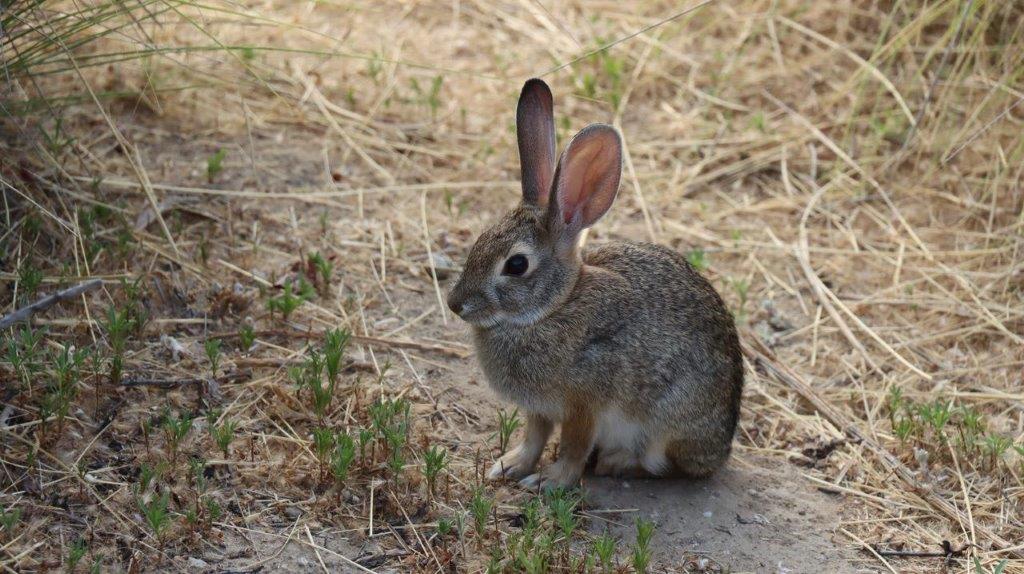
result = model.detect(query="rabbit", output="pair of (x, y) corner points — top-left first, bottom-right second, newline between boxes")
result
(446, 78), (744, 489)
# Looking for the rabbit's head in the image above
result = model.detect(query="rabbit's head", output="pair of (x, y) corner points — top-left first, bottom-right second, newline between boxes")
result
(447, 79), (622, 328)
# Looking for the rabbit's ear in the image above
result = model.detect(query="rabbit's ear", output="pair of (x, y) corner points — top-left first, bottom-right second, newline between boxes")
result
(517, 79), (556, 207)
(548, 124), (622, 241)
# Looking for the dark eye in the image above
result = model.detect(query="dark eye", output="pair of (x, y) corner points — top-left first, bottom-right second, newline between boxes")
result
(503, 254), (529, 276)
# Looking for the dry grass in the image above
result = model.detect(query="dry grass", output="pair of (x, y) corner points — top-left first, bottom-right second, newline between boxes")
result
(2, 0), (1023, 572)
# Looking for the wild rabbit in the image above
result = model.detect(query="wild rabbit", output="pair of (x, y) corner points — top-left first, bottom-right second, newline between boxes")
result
(447, 79), (743, 488)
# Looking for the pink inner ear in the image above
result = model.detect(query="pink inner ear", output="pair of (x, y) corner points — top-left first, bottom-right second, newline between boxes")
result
(556, 129), (620, 228)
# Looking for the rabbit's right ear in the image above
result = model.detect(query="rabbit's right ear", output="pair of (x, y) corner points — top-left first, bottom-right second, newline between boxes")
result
(517, 78), (556, 208)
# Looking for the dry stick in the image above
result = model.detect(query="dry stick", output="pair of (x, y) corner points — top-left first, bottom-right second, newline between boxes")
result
(0, 278), (103, 330)
(303, 525), (331, 574)
(741, 336), (1024, 560)
(216, 329), (469, 358)
(420, 190), (449, 326)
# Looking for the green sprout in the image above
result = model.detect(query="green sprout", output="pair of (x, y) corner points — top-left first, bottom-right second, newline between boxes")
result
(17, 260), (43, 300)
(162, 410), (193, 464)
(323, 328), (350, 384)
(313, 427), (334, 480)
(593, 531), (617, 572)
(67, 538), (88, 572)
(422, 445), (448, 501)
(632, 518), (655, 574)
(206, 149), (227, 182)
(497, 408), (521, 454)
(204, 338), (221, 377)
(686, 248), (709, 272)
(331, 433), (356, 486)
(308, 251), (334, 294)
(239, 324), (256, 352)
(211, 420), (236, 458)
(139, 492), (171, 546)
(0, 507), (21, 536)
(469, 487), (493, 539)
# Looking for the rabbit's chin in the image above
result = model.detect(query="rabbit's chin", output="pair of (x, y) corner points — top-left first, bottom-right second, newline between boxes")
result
(464, 308), (547, 330)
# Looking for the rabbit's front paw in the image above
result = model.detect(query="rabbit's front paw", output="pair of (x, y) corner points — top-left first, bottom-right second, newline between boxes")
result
(487, 445), (539, 480)
(520, 460), (583, 490)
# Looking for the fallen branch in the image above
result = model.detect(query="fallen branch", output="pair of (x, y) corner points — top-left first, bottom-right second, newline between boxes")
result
(233, 357), (376, 372)
(741, 334), (1024, 560)
(871, 540), (968, 565)
(0, 279), (103, 330)
(213, 328), (471, 358)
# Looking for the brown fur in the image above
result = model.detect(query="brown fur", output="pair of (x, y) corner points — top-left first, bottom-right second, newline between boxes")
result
(448, 80), (744, 488)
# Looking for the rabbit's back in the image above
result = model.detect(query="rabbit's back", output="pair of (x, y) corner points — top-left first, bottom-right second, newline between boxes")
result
(582, 240), (743, 405)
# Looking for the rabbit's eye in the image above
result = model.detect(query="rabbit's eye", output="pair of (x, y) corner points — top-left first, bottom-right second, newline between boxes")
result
(503, 254), (529, 276)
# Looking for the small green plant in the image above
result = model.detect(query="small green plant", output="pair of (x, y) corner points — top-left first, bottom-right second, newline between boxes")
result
(17, 260), (43, 300)
(469, 487), (493, 539)
(162, 410), (193, 464)
(545, 487), (581, 542)
(188, 457), (208, 494)
(686, 248), (709, 272)
(204, 338), (221, 377)
(497, 408), (521, 454)
(5, 326), (44, 389)
(410, 75), (444, 118)
(893, 418), (914, 443)
(205, 497), (222, 523)
(730, 277), (750, 321)
(67, 537), (88, 571)
(422, 445), (448, 501)
(40, 344), (88, 436)
(141, 463), (169, 495)
(982, 434), (1012, 469)
(632, 518), (655, 574)
(886, 386), (904, 426)
(593, 531), (617, 572)
(139, 492), (171, 546)
(267, 280), (313, 320)
(308, 251), (334, 295)
(306, 363), (335, 420)
(331, 433), (356, 486)
(312, 427), (334, 480)
(239, 324), (256, 352)
(749, 110), (767, 133)
(357, 427), (374, 462)
(104, 305), (131, 385)
(974, 557), (1009, 574)
(0, 507), (21, 536)
(437, 517), (453, 537)
(211, 420), (237, 458)
(206, 149), (227, 182)
(323, 328), (350, 384)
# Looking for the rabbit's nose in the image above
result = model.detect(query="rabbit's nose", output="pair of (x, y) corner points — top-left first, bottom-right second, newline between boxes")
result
(448, 298), (464, 316)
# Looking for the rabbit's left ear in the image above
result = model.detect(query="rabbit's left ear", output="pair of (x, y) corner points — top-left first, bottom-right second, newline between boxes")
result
(547, 124), (622, 241)
(517, 79), (557, 207)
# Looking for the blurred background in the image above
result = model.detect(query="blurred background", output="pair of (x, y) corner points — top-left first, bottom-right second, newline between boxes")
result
(1, 1), (1022, 572)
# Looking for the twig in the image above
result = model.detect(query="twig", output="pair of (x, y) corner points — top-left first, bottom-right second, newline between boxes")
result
(213, 328), (470, 358)
(0, 278), (103, 330)
(120, 371), (250, 388)
(870, 540), (968, 566)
